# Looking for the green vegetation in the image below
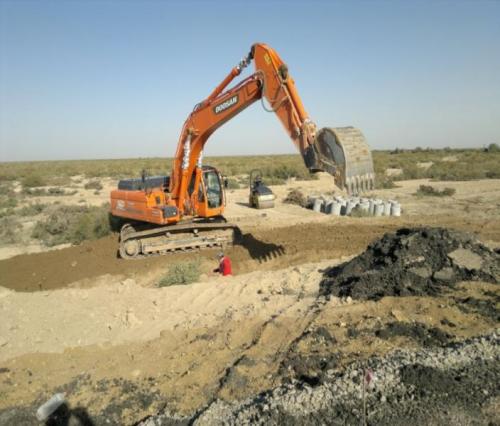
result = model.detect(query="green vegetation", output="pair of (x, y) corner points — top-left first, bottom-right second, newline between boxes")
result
(18, 202), (47, 217)
(415, 185), (456, 197)
(485, 143), (500, 153)
(158, 261), (201, 287)
(23, 187), (77, 196)
(21, 173), (47, 188)
(225, 178), (241, 189)
(0, 196), (17, 210)
(2, 149), (499, 187)
(31, 204), (111, 246)
(0, 182), (18, 217)
(375, 176), (398, 189)
(0, 216), (22, 244)
(373, 148), (500, 181)
(0, 154), (320, 185)
(84, 180), (103, 190)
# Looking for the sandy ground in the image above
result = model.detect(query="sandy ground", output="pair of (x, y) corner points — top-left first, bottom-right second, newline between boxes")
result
(0, 175), (499, 424)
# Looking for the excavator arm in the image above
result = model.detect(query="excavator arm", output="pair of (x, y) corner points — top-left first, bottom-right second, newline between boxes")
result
(171, 43), (375, 215)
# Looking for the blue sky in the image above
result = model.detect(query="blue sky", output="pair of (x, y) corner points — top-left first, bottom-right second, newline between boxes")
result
(0, 0), (499, 161)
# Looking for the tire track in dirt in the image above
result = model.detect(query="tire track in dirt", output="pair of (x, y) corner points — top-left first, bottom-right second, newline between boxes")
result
(202, 294), (319, 413)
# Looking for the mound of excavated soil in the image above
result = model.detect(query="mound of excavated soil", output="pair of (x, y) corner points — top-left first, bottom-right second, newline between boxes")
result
(320, 227), (500, 300)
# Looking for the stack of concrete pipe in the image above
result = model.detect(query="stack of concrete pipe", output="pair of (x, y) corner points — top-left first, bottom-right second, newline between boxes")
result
(309, 195), (401, 217)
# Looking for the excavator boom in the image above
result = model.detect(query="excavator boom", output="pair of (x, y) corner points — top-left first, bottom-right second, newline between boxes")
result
(171, 43), (374, 209)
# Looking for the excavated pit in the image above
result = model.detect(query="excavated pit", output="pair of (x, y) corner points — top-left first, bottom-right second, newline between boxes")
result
(320, 227), (500, 300)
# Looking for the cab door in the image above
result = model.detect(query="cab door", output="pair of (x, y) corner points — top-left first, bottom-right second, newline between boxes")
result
(197, 169), (224, 217)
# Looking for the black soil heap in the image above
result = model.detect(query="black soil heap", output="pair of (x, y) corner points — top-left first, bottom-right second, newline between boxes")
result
(320, 227), (499, 300)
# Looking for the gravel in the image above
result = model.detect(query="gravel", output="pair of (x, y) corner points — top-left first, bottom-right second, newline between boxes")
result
(140, 332), (500, 425)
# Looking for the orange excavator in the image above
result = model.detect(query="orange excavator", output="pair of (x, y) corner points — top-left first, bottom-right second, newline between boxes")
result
(110, 43), (374, 258)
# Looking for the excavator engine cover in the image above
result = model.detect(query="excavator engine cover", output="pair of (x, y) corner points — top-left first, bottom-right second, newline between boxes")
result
(310, 127), (375, 194)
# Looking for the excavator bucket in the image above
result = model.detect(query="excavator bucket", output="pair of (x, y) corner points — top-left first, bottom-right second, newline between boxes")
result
(307, 127), (375, 194)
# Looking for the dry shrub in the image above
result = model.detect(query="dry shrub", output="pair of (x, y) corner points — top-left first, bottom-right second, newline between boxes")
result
(22, 174), (47, 188)
(283, 189), (307, 207)
(415, 185), (456, 197)
(18, 203), (47, 217)
(31, 204), (111, 246)
(225, 178), (240, 189)
(375, 176), (398, 189)
(24, 187), (77, 197)
(158, 261), (200, 287)
(0, 216), (22, 244)
(84, 180), (103, 190)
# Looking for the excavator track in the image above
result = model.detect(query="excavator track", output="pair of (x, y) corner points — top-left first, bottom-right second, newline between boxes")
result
(119, 220), (241, 259)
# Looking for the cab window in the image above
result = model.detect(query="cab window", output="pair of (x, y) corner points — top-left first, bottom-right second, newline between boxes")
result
(203, 170), (222, 208)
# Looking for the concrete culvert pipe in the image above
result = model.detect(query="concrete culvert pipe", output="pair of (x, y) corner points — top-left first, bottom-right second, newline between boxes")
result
(391, 201), (401, 216)
(359, 200), (370, 213)
(374, 200), (384, 216)
(368, 199), (375, 215)
(313, 198), (323, 212)
(383, 200), (392, 216)
(331, 201), (342, 216)
(345, 199), (356, 215)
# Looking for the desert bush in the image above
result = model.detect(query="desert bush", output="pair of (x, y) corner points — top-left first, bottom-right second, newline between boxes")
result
(283, 189), (307, 207)
(1, 149), (498, 191)
(0, 208), (15, 219)
(261, 175), (286, 185)
(84, 180), (103, 190)
(48, 187), (66, 195)
(24, 187), (77, 197)
(415, 185), (456, 197)
(22, 174), (47, 188)
(375, 176), (398, 189)
(264, 164), (318, 182)
(0, 197), (17, 209)
(71, 205), (111, 244)
(158, 261), (200, 287)
(23, 187), (46, 196)
(0, 182), (15, 196)
(31, 204), (112, 246)
(485, 143), (500, 153)
(0, 183), (17, 211)
(225, 178), (240, 189)
(18, 203), (47, 216)
(0, 216), (22, 244)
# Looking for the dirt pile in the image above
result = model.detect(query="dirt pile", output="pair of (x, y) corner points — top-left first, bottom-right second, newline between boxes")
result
(320, 227), (500, 300)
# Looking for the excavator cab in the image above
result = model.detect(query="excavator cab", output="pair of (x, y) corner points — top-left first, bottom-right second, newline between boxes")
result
(193, 166), (225, 218)
(203, 167), (223, 209)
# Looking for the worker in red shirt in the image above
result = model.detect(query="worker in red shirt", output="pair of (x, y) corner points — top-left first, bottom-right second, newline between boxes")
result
(214, 252), (232, 276)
